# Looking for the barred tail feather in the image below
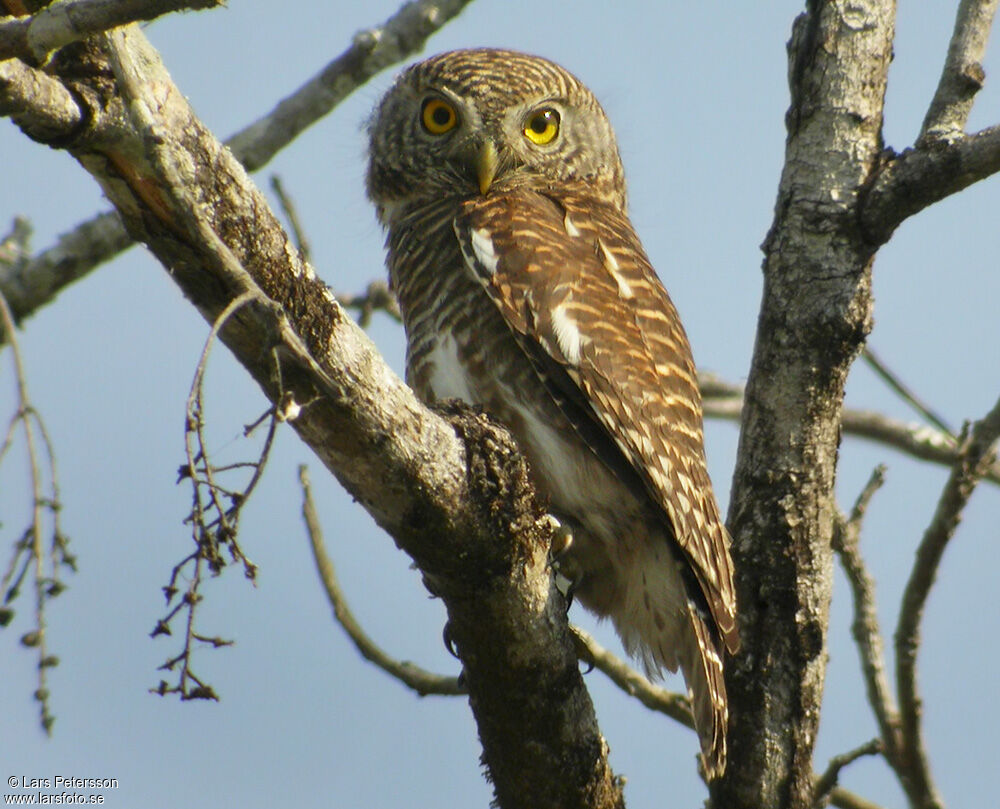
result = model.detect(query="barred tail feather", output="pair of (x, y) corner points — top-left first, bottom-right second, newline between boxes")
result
(680, 604), (728, 780)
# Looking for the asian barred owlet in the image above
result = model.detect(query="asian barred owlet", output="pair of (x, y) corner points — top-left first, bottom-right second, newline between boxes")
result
(366, 48), (739, 778)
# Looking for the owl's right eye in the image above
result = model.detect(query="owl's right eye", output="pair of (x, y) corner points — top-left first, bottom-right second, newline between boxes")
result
(421, 98), (458, 135)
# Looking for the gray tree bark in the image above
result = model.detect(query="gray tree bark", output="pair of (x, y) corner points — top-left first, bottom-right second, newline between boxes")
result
(716, 5), (893, 807)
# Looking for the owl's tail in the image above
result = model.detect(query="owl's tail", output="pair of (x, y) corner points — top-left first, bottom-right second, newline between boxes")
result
(679, 604), (728, 780)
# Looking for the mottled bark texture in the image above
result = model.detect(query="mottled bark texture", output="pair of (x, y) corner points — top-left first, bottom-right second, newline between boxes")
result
(715, 4), (894, 809)
(3, 23), (622, 809)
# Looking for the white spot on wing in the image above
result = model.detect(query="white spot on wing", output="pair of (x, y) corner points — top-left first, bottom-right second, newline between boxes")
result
(563, 212), (581, 237)
(455, 223), (499, 283)
(470, 227), (499, 275)
(551, 303), (583, 365)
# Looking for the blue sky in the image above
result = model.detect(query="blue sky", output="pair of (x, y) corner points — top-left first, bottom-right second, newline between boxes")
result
(2, 2), (998, 807)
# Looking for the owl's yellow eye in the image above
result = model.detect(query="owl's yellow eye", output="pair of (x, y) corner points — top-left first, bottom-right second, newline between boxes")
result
(522, 108), (560, 145)
(421, 98), (458, 134)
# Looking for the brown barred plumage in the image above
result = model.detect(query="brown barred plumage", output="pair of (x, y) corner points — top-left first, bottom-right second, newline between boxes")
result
(367, 48), (738, 778)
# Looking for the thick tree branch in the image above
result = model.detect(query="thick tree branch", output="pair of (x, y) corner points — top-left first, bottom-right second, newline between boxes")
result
(0, 0), (475, 327)
(3, 23), (621, 809)
(919, 0), (999, 145)
(0, 0), (221, 63)
(0, 56), (82, 140)
(860, 124), (1000, 245)
(718, 4), (894, 807)
(894, 392), (1000, 809)
(299, 464), (464, 697)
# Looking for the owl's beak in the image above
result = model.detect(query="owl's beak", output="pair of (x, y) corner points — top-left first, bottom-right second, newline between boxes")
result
(475, 140), (499, 195)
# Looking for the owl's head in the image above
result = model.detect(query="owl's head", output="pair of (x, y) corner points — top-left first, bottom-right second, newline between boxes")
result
(366, 49), (626, 223)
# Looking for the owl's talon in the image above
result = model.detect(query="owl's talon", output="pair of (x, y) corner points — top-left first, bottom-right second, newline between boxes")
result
(544, 513), (574, 562)
(542, 514), (580, 612)
(442, 622), (460, 660)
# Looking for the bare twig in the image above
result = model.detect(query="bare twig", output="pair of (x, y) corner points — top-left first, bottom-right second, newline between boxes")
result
(919, 0), (1000, 144)
(338, 279), (402, 327)
(572, 625), (692, 727)
(299, 465), (463, 696)
(697, 376), (1000, 486)
(227, 0), (478, 171)
(814, 739), (883, 808)
(861, 347), (954, 437)
(894, 392), (1000, 809)
(269, 175), (312, 264)
(0, 289), (73, 733)
(152, 291), (276, 701)
(575, 625), (883, 809)
(0, 0), (222, 63)
(833, 466), (901, 766)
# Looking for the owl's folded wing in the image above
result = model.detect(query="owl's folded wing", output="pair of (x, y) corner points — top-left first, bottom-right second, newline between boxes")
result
(453, 189), (738, 653)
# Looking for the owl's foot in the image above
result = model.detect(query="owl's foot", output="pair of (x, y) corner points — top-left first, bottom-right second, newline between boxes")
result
(541, 514), (582, 613)
(541, 513), (574, 560)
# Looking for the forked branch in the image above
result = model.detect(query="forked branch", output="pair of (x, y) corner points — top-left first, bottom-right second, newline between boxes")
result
(920, 0), (1000, 144)
(894, 393), (1000, 809)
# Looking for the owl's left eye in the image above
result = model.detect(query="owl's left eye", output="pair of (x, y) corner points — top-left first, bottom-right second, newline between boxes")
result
(421, 98), (458, 135)
(522, 108), (560, 145)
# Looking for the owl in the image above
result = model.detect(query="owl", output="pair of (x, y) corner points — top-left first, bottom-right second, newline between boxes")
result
(366, 48), (739, 778)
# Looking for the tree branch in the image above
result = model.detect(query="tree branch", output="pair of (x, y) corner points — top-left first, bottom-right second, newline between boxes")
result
(226, 0), (477, 171)
(299, 464), (464, 697)
(0, 56), (82, 141)
(698, 375), (1000, 487)
(718, 3), (894, 807)
(919, 0), (999, 145)
(894, 392), (1000, 809)
(270, 175), (312, 264)
(0, 211), (130, 326)
(814, 739), (883, 809)
(861, 124), (1000, 245)
(0, 289), (72, 733)
(0, 0), (221, 63)
(3, 22), (621, 808)
(861, 347), (954, 437)
(832, 466), (901, 767)
(0, 0), (475, 328)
